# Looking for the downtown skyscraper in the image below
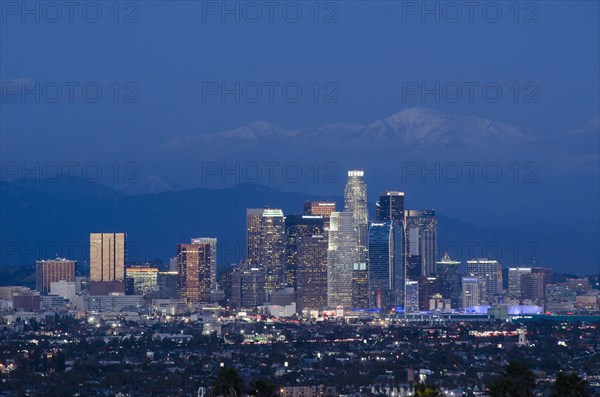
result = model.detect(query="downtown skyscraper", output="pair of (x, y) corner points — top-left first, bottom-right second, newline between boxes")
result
(191, 237), (217, 294)
(406, 210), (438, 277)
(296, 234), (328, 312)
(90, 233), (126, 282)
(89, 233), (126, 294)
(246, 208), (286, 295)
(344, 170), (369, 308)
(285, 215), (324, 288)
(177, 242), (212, 303)
(327, 211), (356, 309)
(376, 191), (404, 222)
(368, 220), (406, 308)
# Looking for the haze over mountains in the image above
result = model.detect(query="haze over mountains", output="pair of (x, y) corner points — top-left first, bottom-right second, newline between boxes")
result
(0, 177), (597, 275)
(1, 107), (598, 276)
(166, 107), (536, 148)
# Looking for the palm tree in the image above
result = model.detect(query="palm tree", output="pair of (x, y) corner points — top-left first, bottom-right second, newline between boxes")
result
(414, 383), (441, 397)
(487, 361), (536, 397)
(550, 372), (591, 397)
(248, 379), (278, 397)
(213, 367), (244, 397)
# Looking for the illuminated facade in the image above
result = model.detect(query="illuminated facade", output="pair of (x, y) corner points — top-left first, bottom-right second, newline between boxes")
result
(327, 211), (356, 309)
(125, 267), (159, 295)
(246, 208), (286, 294)
(191, 237), (217, 292)
(35, 258), (75, 295)
(177, 242), (212, 303)
(344, 170), (369, 308)
(466, 258), (502, 299)
(367, 220), (406, 308)
(90, 233), (126, 282)
(462, 276), (486, 308)
(295, 234), (328, 311)
(285, 215), (324, 288)
(303, 201), (336, 230)
(406, 210), (437, 277)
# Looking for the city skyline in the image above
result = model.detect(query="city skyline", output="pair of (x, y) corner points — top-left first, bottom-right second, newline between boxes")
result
(1, 1), (598, 396)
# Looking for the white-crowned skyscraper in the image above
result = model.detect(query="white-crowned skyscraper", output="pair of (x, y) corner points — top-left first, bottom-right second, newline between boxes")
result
(344, 170), (369, 308)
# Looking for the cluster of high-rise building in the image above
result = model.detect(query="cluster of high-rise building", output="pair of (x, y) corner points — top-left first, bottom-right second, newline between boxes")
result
(18, 170), (598, 316)
(225, 170), (443, 313)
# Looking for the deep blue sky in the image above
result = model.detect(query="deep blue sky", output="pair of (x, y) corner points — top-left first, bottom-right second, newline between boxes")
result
(1, 1), (598, 161)
(1, 1), (599, 272)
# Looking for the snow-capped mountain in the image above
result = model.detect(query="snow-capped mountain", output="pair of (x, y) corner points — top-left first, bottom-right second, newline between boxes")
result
(165, 107), (535, 149)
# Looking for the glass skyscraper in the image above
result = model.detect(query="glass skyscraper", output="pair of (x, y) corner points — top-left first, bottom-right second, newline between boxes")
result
(376, 191), (405, 222)
(327, 211), (356, 309)
(406, 210), (438, 277)
(368, 220), (406, 308)
(344, 170), (369, 308)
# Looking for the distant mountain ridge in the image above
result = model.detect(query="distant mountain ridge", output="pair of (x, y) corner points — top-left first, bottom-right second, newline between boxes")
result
(166, 107), (536, 148)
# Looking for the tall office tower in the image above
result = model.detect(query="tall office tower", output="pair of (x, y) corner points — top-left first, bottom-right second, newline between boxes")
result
(376, 191), (405, 222)
(157, 271), (179, 299)
(406, 210), (437, 276)
(285, 215), (324, 288)
(296, 234), (328, 311)
(418, 276), (439, 311)
(508, 267), (532, 299)
(177, 242), (212, 303)
(303, 201), (336, 230)
(405, 281), (420, 313)
(191, 237), (217, 292)
(466, 258), (502, 299)
(90, 233), (126, 282)
(344, 170), (368, 258)
(230, 263), (266, 309)
(344, 170), (369, 307)
(89, 233), (126, 295)
(368, 220), (406, 308)
(327, 212), (357, 309)
(246, 208), (286, 294)
(435, 253), (462, 309)
(36, 258), (76, 295)
(125, 267), (159, 295)
(521, 272), (546, 306)
(461, 276), (486, 308)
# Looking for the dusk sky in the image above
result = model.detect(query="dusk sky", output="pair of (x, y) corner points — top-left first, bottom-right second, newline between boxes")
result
(1, 1), (599, 271)
(2, 1), (598, 158)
